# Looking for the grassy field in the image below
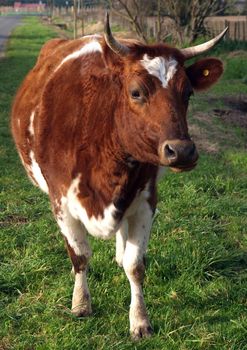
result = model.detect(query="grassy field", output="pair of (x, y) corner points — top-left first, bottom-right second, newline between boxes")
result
(0, 17), (247, 350)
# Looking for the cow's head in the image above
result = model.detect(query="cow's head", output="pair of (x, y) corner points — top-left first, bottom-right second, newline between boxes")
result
(104, 14), (227, 172)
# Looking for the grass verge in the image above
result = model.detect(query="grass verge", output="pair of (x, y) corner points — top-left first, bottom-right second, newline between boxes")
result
(0, 16), (247, 350)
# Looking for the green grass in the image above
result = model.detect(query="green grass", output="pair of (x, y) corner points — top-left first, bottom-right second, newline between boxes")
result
(1, 17), (247, 350)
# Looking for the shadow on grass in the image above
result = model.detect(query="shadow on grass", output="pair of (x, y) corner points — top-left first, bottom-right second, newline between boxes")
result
(203, 251), (247, 279)
(150, 249), (247, 281)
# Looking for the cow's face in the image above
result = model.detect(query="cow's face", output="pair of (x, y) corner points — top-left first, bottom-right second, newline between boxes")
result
(104, 14), (226, 171)
(120, 54), (223, 171)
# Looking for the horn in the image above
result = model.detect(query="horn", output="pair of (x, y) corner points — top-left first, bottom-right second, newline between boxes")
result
(104, 12), (130, 56)
(180, 27), (228, 59)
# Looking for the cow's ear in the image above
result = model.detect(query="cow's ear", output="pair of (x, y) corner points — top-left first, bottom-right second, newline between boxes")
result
(186, 58), (223, 91)
(102, 41), (124, 71)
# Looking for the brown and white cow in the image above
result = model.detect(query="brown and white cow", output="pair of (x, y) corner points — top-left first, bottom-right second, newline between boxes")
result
(11, 15), (227, 339)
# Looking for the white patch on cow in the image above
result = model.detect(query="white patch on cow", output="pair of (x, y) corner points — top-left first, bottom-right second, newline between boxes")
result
(115, 219), (128, 267)
(124, 181), (151, 219)
(141, 54), (177, 88)
(55, 40), (102, 72)
(62, 175), (153, 242)
(28, 111), (35, 137)
(67, 175), (120, 239)
(124, 201), (153, 263)
(57, 196), (92, 257)
(29, 151), (49, 193)
(115, 180), (152, 267)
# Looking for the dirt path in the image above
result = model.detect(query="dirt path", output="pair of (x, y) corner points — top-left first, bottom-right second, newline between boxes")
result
(0, 15), (22, 56)
(189, 94), (247, 153)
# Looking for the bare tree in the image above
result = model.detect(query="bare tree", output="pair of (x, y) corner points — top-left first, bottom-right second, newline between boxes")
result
(108, 0), (152, 42)
(77, 0), (84, 36)
(108, 0), (234, 44)
(163, 0), (235, 43)
(47, 0), (55, 22)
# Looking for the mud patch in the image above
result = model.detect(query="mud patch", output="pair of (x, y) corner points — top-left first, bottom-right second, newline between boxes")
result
(189, 112), (230, 154)
(227, 50), (247, 59)
(189, 113), (244, 154)
(223, 95), (247, 113)
(213, 109), (247, 129)
(189, 122), (219, 154)
(212, 94), (247, 129)
(190, 94), (247, 154)
(0, 214), (29, 228)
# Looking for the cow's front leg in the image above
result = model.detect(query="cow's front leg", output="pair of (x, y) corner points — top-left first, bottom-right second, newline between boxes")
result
(115, 219), (128, 267)
(123, 201), (153, 340)
(65, 233), (92, 317)
(55, 200), (92, 317)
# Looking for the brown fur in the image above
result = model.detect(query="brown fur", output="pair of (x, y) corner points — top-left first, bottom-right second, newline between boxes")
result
(11, 34), (224, 338)
(65, 238), (88, 273)
(11, 38), (153, 217)
(11, 37), (223, 220)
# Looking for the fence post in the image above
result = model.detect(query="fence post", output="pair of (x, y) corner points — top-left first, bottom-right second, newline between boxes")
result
(73, 0), (77, 39)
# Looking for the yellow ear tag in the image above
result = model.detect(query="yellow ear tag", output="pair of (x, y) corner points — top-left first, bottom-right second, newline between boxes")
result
(203, 69), (209, 77)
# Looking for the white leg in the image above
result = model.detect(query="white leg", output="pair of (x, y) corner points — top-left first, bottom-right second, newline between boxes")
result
(71, 269), (92, 317)
(123, 200), (153, 340)
(56, 198), (92, 317)
(115, 219), (128, 267)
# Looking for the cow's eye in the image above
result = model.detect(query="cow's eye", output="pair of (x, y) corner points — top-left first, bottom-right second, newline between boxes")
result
(130, 89), (141, 99)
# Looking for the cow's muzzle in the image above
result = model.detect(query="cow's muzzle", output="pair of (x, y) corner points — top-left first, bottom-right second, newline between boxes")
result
(158, 139), (198, 171)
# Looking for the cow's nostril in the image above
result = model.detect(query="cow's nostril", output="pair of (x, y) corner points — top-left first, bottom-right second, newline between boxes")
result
(188, 143), (196, 157)
(160, 140), (198, 167)
(164, 144), (177, 160)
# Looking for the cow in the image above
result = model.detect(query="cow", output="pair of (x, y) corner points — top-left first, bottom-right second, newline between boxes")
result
(11, 14), (227, 339)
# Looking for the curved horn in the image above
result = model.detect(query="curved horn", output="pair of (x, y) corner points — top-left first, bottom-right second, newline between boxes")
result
(181, 27), (228, 60)
(104, 12), (130, 56)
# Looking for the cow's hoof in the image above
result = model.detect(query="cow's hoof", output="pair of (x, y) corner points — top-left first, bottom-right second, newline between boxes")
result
(71, 304), (92, 318)
(114, 256), (123, 268)
(131, 324), (153, 340)
(113, 254), (123, 267)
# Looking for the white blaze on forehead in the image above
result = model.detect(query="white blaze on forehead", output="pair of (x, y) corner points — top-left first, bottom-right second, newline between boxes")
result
(140, 54), (177, 88)
(55, 40), (102, 72)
